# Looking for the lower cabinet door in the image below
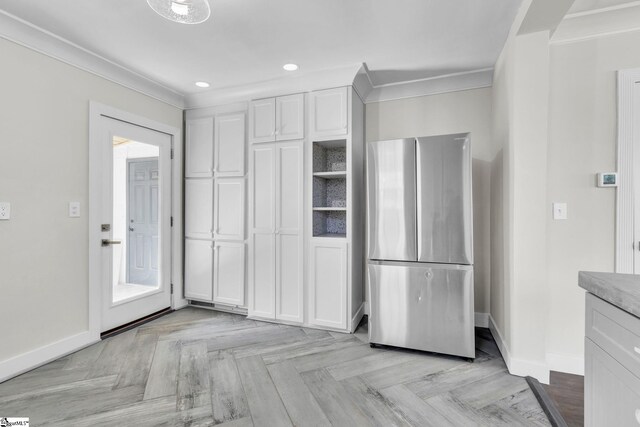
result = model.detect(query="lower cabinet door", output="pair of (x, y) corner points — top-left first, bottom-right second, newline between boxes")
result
(309, 239), (347, 329)
(276, 234), (303, 323)
(585, 338), (640, 427)
(249, 233), (276, 319)
(184, 239), (213, 301)
(213, 241), (245, 306)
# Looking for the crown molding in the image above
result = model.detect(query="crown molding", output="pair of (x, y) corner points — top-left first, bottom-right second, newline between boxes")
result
(552, 2), (640, 44)
(363, 68), (494, 104)
(0, 10), (185, 109)
(184, 64), (363, 109)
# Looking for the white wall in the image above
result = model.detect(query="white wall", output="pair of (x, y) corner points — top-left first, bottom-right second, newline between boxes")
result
(0, 37), (182, 363)
(545, 30), (640, 372)
(366, 88), (493, 316)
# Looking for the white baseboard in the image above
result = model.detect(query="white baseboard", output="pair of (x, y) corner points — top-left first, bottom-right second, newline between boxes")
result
(488, 314), (550, 384)
(546, 352), (584, 376)
(0, 331), (99, 383)
(351, 302), (366, 333)
(474, 312), (489, 328)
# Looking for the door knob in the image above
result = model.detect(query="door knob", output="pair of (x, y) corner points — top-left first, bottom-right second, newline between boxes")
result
(102, 239), (122, 247)
(129, 227), (134, 232)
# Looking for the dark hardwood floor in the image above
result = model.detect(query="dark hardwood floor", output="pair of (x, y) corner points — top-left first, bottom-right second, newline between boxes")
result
(543, 371), (584, 426)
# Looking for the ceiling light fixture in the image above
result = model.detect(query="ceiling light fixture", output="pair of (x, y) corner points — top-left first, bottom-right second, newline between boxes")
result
(195, 81), (210, 88)
(283, 63), (299, 71)
(147, 0), (211, 24)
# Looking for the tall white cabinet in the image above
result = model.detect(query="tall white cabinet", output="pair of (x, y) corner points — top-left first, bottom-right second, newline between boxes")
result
(307, 87), (365, 332)
(184, 111), (247, 309)
(248, 139), (304, 324)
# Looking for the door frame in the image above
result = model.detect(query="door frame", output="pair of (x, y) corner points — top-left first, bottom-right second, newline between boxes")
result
(616, 69), (640, 273)
(89, 102), (184, 340)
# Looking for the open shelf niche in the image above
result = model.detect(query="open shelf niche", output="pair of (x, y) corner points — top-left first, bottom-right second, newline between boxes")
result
(313, 139), (347, 238)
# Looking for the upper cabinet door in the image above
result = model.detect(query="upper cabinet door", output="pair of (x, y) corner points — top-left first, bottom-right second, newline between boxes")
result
(310, 87), (348, 138)
(215, 113), (245, 177)
(214, 177), (245, 241)
(276, 94), (304, 141)
(186, 117), (214, 178)
(249, 98), (276, 144)
(185, 179), (214, 240)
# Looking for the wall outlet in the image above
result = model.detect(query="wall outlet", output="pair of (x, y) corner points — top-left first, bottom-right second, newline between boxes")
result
(553, 202), (567, 220)
(0, 202), (10, 220)
(69, 201), (81, 218)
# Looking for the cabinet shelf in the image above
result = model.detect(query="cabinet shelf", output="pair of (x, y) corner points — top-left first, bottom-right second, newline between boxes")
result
(314, 233), (346, 239)
(313, 171), (347, 179)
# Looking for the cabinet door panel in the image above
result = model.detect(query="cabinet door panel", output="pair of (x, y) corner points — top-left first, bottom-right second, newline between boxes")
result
(250, 233), (275, 318)
(311, 87), (348, 137)
(214, 178), (245, 241)
(186, 118), (214, 177)
(276, 234), (303, 323)
(185, 239), (213, 301)
(215, 113), (245, 177)
(249, 98), (276, 143)
(277, 141), (303, 233)
(185, 179), (213, 239)
(214, 242), (245, 306)
(276, 94), (304, 141)
(585, 339), (640, 427)
(251, 145), (275, 232)
(309, 240), (347, 329)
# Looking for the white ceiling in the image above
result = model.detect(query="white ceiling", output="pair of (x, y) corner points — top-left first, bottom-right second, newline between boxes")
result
(0, 0), (523, 97)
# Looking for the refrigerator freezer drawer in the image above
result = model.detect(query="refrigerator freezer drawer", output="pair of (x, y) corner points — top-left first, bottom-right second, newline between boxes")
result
(368, 261), (475, 358)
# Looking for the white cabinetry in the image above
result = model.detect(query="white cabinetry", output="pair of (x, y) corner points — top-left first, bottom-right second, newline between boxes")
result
(249, 140), (303, 323)
(185, 179), (213, 239)
(213, 241), (245, 306)
(307, 87), (365, 332)
(185, 239), (214, 301)
(214, 113), (245, 177)
(309, 240), (347, 329)
(186, 118), (214, 178)
(249, 94), (304, 143)
(185, 110), (247, 307)
(585, 293), (640, 426)
(310, 87), (348, 138)
(214, 178), (245, 241)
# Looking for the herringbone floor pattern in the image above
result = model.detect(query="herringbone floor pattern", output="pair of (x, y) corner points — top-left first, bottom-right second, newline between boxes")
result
(0, 308), (549, 426)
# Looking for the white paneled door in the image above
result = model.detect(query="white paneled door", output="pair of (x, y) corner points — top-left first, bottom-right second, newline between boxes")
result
(99, 117), (172, 332)
(214, 178), (245, 241)
(214, 241), (246, 306)
(214, 113), (245, 177)
(309, 239), (347, 329)
(275, 141), (303, 323)
(185, 117), (214, 178)
(249, 144), (276, 318)
(249, 140), (303, 323)
(249, 98), (276, 143)
(276, 94), (304, 141)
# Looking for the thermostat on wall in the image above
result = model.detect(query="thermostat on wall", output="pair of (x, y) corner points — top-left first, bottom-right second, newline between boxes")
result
(597, 172), (618, 187)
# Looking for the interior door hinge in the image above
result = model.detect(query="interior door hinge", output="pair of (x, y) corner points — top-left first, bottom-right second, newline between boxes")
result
(170, 148), (174, 159)
(170, 283), (174, 294)
(170, 216), (174, 227)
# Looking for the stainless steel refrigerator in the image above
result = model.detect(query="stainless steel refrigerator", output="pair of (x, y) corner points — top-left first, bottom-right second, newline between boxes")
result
(367, 133), (474, 359)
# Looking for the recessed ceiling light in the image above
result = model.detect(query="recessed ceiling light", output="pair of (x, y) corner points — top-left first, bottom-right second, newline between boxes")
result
(283, 63), (299, 71)
(195, 81), (210, 88)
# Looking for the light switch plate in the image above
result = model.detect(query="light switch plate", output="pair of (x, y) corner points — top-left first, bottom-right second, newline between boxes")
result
(553, 202), (567, 220)
(0, 202), (10, 220)
(69, 202), (81, 218)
